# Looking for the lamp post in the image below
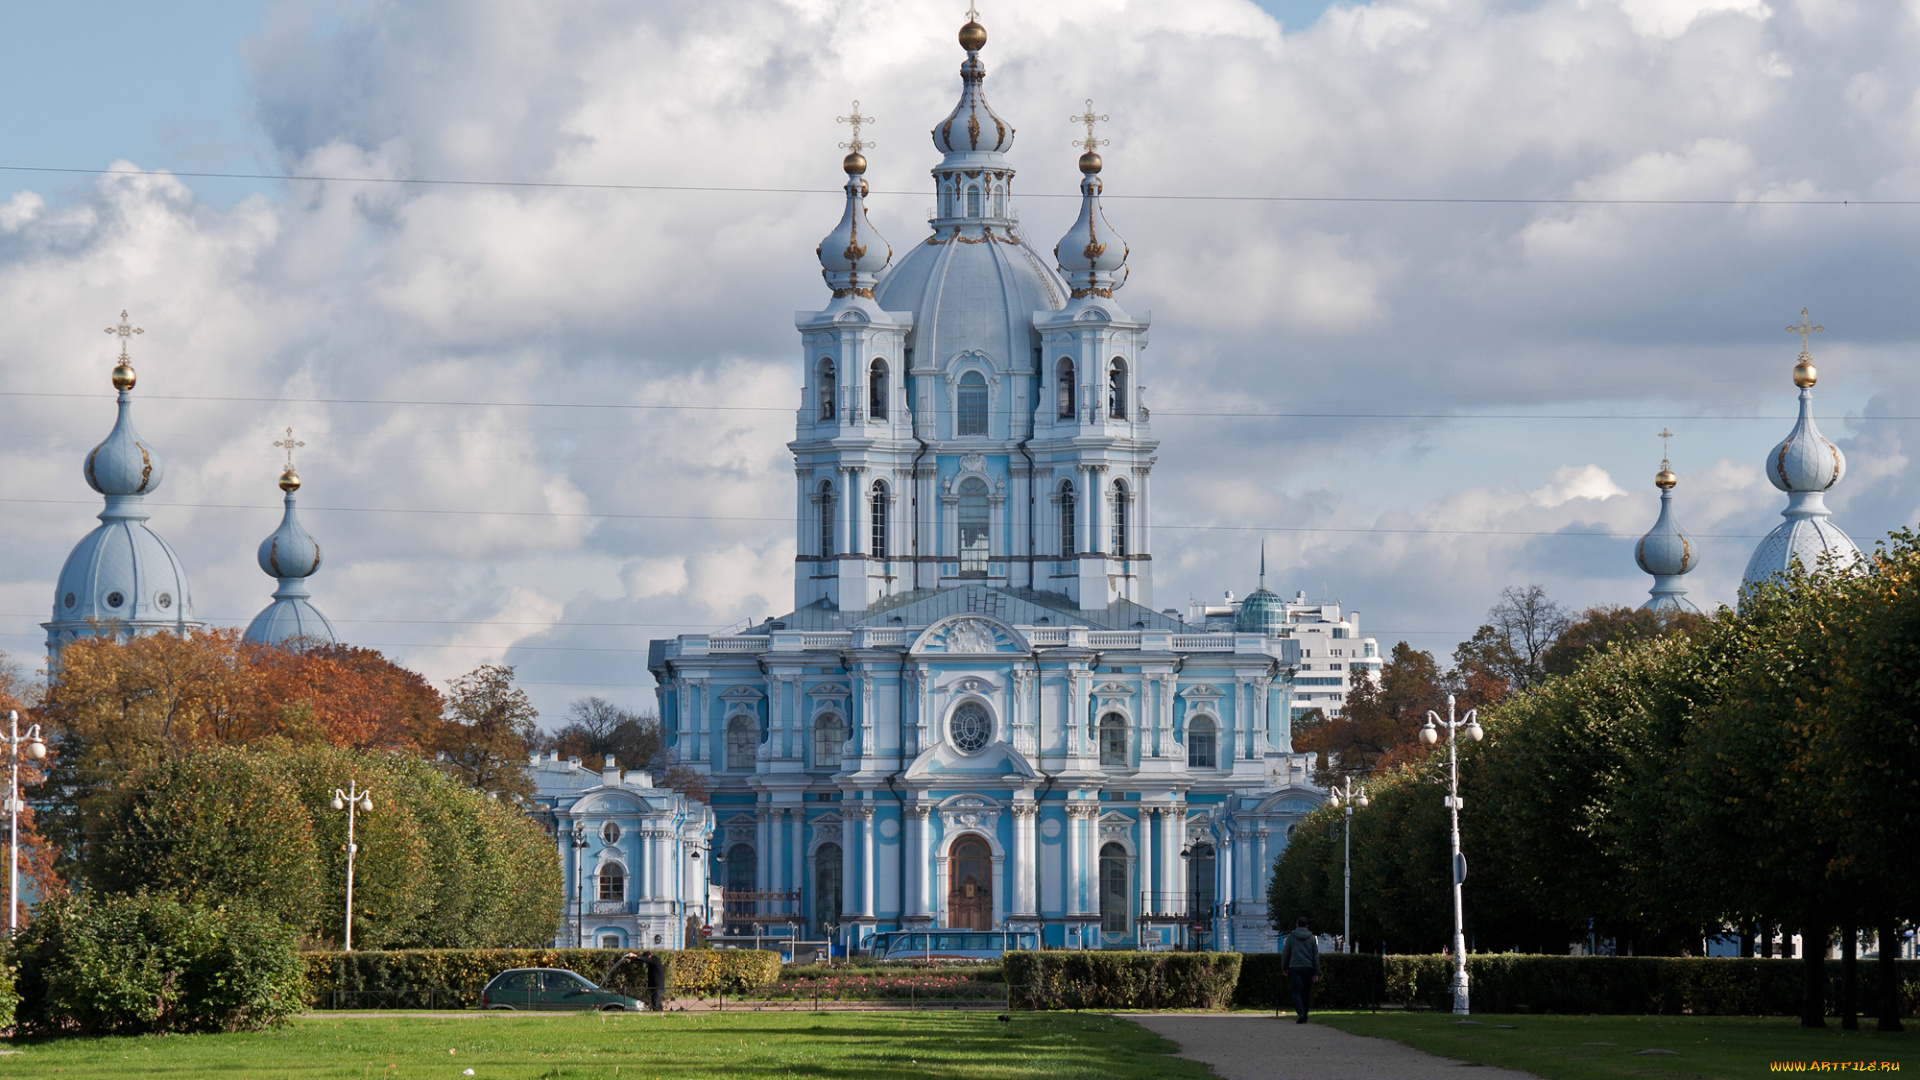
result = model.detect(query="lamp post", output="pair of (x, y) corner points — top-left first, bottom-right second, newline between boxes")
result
(570, 826), (591, 948)
(1326, 777), (1370, 954)
(5, 710), (47, 934)
(329, 781), (375, 951)
(1420, 694), (1483, 1015)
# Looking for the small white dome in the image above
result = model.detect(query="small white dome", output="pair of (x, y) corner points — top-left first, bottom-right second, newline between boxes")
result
(258, 492), (322, 579)
(815, 171), (891, 298)
(1766, 388), (1845, 493)
(84, 393), (165, 496)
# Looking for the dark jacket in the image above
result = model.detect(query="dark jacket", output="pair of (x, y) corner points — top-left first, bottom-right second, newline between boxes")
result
(1280, 927), (1320, 974)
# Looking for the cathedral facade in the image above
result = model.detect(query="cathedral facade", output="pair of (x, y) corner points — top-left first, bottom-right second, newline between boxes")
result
(647, 15), (1373, 953)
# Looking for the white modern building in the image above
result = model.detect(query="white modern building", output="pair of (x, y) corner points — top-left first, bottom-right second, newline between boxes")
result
(647, 14), (1375, 954)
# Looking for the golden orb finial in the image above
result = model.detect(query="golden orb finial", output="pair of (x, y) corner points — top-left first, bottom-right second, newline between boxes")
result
(1655, 468), (1677, 490)
(959, 13), (987, 52)
(1787, 307), (1823, 388)
(1079, 150), (1103, 174)
(843, 151), (867, 175)
(278, 467), (302, 492)
(104, 309), (143, 391)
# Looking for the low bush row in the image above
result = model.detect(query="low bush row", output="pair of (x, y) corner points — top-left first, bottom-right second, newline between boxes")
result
(1004, 951), (1241, 1010)
(302, 947), (782, 1007)
(1232, 954), (1920, 1016)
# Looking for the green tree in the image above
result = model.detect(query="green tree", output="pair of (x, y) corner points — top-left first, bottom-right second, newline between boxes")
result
(1293, 642), (1443, 785)
(1540, 604), (1706, 678)
(430, 664), (539, 800)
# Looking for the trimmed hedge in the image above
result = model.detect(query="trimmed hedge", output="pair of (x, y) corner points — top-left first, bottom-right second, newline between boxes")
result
(1233, 954), (1920, 1016)
(302, 948), (781, 1008)
(0, 956), (15, 1032)
(1005, 951), (1241, 1010)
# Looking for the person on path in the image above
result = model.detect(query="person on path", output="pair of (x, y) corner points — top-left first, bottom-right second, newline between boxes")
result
(641, 950), (666, 1012)
(1280, 916), (1320, 1024)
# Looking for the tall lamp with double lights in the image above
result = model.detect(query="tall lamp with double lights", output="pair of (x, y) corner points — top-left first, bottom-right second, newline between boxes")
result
(1420, 694), (1483, 1015)
(1327, 777), (1369, 953)
(5, 710), (47, 934)
(570, 826), (591, 948)
(329, 782), (375, 951)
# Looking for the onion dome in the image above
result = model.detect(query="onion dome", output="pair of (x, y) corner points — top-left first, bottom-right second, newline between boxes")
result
(1054, 105), (1129, 300)
(1235, 545), (1287, 635)
(932, 16), (1012, 156)
(1635, 453), (1699, 613)
(45, 311), (200, 661)
(816, 104), (892, 299)
(246, 431), (336, 646)
(1742, 314), (1861, 588)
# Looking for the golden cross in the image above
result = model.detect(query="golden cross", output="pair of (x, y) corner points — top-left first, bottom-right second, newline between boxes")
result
(103, 309), (143, 361)
(837, 100), (875, 154)
(274, 426), (304, 470)
(1787, 307), (1823, 355)
(1071, 99), (1109, 153)
(1657, 428), (1673, 469)
(965, 3), (980, 21)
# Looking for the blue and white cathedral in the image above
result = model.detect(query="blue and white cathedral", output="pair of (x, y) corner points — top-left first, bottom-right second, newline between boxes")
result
(646, 14), (1372, 953)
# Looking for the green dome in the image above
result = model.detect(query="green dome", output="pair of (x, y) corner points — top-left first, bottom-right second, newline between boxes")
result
(1236, 587), (1286, 635)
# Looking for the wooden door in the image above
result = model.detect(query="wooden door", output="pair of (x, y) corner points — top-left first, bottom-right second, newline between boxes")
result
(948, 835), (991, 931)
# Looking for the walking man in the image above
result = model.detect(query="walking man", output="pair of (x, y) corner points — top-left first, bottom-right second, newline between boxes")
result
(1280, 916), (1321, 1024)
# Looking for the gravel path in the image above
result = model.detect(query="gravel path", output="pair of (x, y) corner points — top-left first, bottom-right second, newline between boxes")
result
(1128, 1014), (1544, 1080)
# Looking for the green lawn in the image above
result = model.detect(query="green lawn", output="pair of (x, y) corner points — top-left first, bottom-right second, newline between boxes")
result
(0, 1011), (1215, 1080)
(1316, 1011), (1916, 1079)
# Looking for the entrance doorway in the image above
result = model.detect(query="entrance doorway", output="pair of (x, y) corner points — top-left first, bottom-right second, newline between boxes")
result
(947, 835), (991, 930)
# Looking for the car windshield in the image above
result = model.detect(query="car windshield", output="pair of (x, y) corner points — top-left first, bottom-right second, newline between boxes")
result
(547, 971), (596, 991)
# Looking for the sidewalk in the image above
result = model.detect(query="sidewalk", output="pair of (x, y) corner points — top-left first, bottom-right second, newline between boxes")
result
(1129, 1014), (1544, 1080)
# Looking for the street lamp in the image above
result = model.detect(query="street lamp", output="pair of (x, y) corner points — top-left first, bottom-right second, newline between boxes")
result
(328, 781), (375, 951)
(1420, 694), (1483, 1015)
(570, 826), (591, 948)
(5, 710), (47, 934)
(1326, 777), (1370, 954)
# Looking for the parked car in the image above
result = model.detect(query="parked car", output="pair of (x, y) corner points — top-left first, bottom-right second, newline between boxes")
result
(481, 967), (645, 1011)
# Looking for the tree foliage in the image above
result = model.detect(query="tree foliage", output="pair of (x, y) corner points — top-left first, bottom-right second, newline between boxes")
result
(428, 664), (539, 801)
(542, 696), (709, 800)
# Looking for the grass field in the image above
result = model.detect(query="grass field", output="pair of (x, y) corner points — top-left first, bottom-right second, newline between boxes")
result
(0, 1011), (1215, 1080)
(1316, 1012), (1917, 1079)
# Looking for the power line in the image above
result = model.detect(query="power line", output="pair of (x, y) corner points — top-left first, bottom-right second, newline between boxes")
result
(4, 163), (1916, 207)
(0, 388), (1888, 422)
(0, 495), (1769, 539)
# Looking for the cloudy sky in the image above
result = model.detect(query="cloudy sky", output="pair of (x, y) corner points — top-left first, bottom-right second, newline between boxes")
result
(2, 0), (1916, 722)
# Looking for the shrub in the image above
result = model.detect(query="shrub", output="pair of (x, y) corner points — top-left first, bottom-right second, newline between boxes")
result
(302, 947), (782, 1007)
(12, 892), (305, 1036)
(0, 955), (15, 1032)
(1234, 952), (1384, 1010)
(1005, 951), (1240, 1010)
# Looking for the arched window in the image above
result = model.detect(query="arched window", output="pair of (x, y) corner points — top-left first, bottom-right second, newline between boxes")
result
(818, 479), (835, 558)
(818, 358), (836, 421)
(598, 862), (626, 902)
(1059, 480), (1076, 557)
(1056, 359), (1075, 419)
(1099, 712), (1128, 766)
(869, 358), (888, 420)
(1187, 716), (1217, 769)
(958, 477), (990, 574)
(966, 185), (982, 217)
(1108, 358), (1127, 419)
(726, 715), (758, 771)
(814, 713), (845, 767)
(725, 842), (756, 892)
(1099, 842), (1128, 933)
(1111, 480), (1129, 558)
(814, 843), (843, 934)
(957, 371), (988, 436)
(869, 482), (889, 558)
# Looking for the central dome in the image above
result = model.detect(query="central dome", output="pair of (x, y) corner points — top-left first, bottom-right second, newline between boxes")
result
(873, 231), (1065, 368)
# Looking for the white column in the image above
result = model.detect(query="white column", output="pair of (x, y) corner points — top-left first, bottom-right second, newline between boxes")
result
(1138, 810), (1154, 919)
(788, 811), (803, 898)
(658, 828), (671, 904)
(1165, 810), (1184, 918)
(757, 810), (771, 891)
(1015, 805), (1037, 915)
(991, 854), (1006, 928)
(840, 813), (856, 920)
(904, 808), (923, 918)
(1065, 807), (1084, 915)
(861, 810), (876, 917)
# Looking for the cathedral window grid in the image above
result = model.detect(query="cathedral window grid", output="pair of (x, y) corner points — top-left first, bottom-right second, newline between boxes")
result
(598, 862), (626, 902)
(813, 713), (846, 769)
(1057, 480), (1076, 557)
(1186, 715), (1218, 769)
(868, 358), (889, 421)
(1108, 358), (1128, 420)
(869, 481), (890, 558)
(957, 477), (990, 574)
(725, 715), (758, 772)
(956, 371), (989, 437)
(1098, 711), (1129, 767)
(1056, 358), (1075, 419)
(1111, 479), (1130, 559)
(816, 479), (836, 558)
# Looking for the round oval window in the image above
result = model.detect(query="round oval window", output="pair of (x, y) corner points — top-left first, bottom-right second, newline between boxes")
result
(105, 591), (125, 608)
(156, 592), (172, 609)
(63, 593), (76, 609)
(950, 703), (991, 753)
(601, 821), (622, 845)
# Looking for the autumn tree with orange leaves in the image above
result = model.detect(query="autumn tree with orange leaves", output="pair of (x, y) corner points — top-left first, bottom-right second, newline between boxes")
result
(0, 651), (61, 922)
